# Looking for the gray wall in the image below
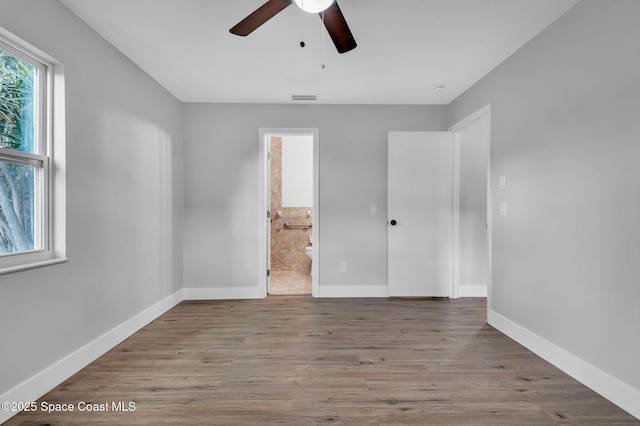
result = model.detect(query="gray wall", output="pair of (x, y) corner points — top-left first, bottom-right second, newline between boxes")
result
(183, 104), (446, 291)
(0, 0), (183, 394)
(448, 0), (640, 390)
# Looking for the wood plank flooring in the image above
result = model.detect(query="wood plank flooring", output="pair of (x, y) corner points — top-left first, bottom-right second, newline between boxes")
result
(5, 297), (638, 425)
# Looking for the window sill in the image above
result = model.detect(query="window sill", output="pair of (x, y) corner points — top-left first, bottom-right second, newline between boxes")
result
(0, 257), (68, 275)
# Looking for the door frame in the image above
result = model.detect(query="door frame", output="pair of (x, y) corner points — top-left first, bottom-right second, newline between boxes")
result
(258, 128), (320, 297)
(447, 104), (492, 300)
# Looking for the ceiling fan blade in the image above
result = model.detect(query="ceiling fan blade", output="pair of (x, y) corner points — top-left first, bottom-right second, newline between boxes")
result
(230, 0), (293, 36)
(320, 1), (357, 53)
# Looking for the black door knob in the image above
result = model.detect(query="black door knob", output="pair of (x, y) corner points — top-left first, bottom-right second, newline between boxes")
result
(390, 219), (397, 226)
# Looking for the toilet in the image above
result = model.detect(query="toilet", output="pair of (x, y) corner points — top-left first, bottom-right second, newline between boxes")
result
(305, 236), (313, 275)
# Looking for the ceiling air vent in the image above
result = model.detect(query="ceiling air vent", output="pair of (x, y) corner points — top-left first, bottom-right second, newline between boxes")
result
(291, 94), (317, 101)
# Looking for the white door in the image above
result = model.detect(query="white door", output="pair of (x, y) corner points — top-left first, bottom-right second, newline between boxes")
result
(388, 131), (453, 297)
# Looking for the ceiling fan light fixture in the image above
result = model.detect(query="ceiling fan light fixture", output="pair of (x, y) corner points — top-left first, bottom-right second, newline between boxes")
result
(294, 0), (335, 13)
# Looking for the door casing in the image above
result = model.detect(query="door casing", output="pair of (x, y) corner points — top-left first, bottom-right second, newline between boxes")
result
(448, 104), (491, 300)
(258, 128), (320, 297)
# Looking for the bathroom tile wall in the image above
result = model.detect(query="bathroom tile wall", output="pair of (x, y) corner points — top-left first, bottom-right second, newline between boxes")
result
(270, 137), (313, 273)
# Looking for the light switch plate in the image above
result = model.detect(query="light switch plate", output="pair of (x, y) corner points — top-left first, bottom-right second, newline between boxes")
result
(499, 201), (507, 216)
(370, 204), (378, 214)
(499, 175), (507, 190)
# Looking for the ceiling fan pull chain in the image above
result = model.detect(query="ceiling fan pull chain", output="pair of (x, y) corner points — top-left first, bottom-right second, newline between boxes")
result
(300, 8), (306, 48)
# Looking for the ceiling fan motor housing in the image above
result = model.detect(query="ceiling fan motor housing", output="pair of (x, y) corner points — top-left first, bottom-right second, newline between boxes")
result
(294, 0), (335, 13)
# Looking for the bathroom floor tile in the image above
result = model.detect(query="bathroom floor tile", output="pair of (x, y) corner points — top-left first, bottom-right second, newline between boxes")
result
(270, 270), (311, 295)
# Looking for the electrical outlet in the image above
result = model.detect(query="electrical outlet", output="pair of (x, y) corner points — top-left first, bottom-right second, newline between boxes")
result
(340, 262), (348, 273)
(370, 204), (378, 215)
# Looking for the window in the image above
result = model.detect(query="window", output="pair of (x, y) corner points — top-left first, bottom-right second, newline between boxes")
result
(0, 33), (63, 273)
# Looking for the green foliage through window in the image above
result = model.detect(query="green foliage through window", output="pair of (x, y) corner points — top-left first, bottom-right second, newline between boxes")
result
(0, 48), (38, 254)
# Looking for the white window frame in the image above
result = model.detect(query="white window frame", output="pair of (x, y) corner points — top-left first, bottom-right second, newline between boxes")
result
(0, 31), (65, 274)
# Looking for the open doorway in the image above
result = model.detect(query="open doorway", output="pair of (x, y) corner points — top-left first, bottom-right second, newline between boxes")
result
(449, 104), (491, 299)
(259, 128), (319, 297)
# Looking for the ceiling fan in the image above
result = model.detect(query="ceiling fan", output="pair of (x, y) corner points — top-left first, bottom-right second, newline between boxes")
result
(230, 0), (357, 54)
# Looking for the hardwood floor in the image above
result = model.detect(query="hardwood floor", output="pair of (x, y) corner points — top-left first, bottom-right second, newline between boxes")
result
(5, 297), (638, 425)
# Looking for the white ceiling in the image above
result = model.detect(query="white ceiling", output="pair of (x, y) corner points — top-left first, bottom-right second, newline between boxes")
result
(59, 0), (580, 105)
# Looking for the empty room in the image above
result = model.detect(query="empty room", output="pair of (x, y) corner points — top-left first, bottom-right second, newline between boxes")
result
(0, 0), (638, 424)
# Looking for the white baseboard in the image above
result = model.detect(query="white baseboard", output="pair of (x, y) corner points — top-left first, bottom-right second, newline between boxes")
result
(184, 284), (391, 300)
(317, 285), (388, 298)
(458, 285), (487, 297)
(183, 286), (266, 300)
(316, 285), (483, 299)
(0, 289), (184, 424)
(488, 309), (640, 420)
